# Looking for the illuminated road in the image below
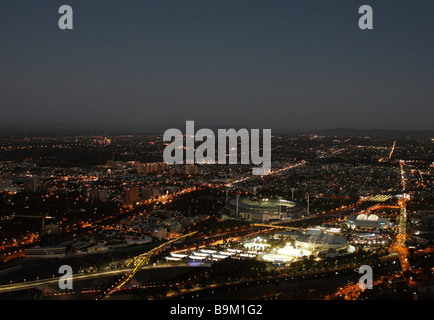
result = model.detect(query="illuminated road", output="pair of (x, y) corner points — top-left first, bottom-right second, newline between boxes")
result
(388, 140), (396, 159)
(227, 161), (306, 186)
(395, 160), (410, 271)
(326, 160), (413, 299)
(103, 231), (197, 298)
(0, 263), (208, 294)
(252, 223), (302, 231)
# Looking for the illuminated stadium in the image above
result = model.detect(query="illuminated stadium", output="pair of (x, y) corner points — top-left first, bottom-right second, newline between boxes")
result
(226, 197), (304, 222)
(347, 214), (394, 230)
(261, 245), (312, 263)
(295, 229), (348, 252)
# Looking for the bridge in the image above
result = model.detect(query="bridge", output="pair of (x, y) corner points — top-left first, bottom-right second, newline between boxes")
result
(103, 231), (197, 298)
(0, 263), (210, 294)
(252, 223), (302, 231)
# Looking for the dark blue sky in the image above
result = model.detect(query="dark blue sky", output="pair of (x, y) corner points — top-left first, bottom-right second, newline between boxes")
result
(1, 0), (433, 132)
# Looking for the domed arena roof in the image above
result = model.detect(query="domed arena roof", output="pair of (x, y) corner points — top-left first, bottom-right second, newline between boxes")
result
(367, 214), (379, 221)
(357, 214), (368, 220)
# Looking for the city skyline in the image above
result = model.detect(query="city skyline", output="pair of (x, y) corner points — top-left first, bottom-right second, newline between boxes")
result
(0, 133), (433, 301)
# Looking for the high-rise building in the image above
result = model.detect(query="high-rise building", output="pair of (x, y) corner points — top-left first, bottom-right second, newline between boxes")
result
(152, 228), (168, 240)
(90, 190), (107, 201)
(141, 187), (161, 200)
(168, 221), (183, 234)
(184, 164), (198, 175)
(137, 162), (169, 175)
(23, 178), (46, 193)
(126, 186), (140, 204)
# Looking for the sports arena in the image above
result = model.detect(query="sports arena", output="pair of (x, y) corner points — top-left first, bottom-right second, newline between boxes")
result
(226, 197), (305, 222)
(295, 229), (348, 252)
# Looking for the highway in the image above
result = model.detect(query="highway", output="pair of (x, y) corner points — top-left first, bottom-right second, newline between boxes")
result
(0, 262), (208, 294)
(103, 231), (197, 298)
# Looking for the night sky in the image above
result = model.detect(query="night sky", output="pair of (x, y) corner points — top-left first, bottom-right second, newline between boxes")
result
(1, 0), (433, 132)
